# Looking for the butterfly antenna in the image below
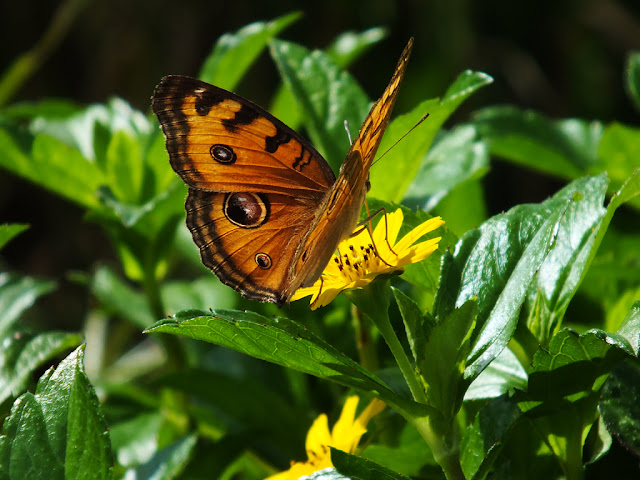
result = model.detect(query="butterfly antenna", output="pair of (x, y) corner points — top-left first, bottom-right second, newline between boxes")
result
(373, 112), (430, 166)
(344, 120), (353, 145)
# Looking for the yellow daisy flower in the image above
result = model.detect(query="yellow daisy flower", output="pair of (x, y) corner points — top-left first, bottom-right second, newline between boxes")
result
(292, 209), (444, 309)
(266, 396), (386, 480)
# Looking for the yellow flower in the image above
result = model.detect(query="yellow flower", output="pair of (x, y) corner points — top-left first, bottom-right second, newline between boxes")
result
(266, 396), (386, 480)
(292, 209), (444, 309)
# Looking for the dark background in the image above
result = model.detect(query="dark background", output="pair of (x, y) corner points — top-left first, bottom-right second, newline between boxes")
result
(1, 0), (639, 309)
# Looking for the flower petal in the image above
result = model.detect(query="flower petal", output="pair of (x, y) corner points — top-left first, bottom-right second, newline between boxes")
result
(394, 217), (444, 252)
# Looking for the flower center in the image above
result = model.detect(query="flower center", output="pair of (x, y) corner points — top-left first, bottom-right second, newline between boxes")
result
(333, 242), (379, 282)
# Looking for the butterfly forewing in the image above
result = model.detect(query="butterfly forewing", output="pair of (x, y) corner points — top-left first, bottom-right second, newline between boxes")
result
(285, 39), (414, 298)
(152, 76), (336, 198)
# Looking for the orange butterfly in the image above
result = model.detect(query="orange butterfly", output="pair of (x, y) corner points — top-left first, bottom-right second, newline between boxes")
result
(152, 39), (413, 306)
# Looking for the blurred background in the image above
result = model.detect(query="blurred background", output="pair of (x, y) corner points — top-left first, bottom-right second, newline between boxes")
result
(1, 0), (639, 318)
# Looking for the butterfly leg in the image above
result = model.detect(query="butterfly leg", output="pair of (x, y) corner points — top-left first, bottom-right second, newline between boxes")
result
(350, 205), (398, 267)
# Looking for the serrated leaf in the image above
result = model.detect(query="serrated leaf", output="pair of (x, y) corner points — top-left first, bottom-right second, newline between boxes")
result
(198, 12), (300, 90)
(599, 361), (640, 456)
(370, 70), (493, 202)
(332, 448), (412, 480)
(0, 272), (56, 336)
(525, 329), (632, 407)
(270, 39), (370, 172)
(146, 309), (429, 419)
(0, 393), (63, 479)
(0, 224), (28, 251)
(0, 346), (111, 479)
(0, 331), (83, 405)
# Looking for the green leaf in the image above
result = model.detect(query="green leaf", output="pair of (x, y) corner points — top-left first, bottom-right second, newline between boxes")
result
(0, 393), (63, 479)
(0, 346), (112, 479)
(110, 412), (166, 467)
(523, 328), (632, 409)
(332, 448), (412, 480)
(393, 287), (429, 365)
(599, 361), (640, 456)
(460, 395), (522, 480)
(464, 347), (528, 401)
(402, 125), (489, 211)
(269, 27), (387, 130)
(421, 299), (477, 414)
(362, 423), (436, 476)
(325, 28), (388, 67)
(0, 331), (83, 405)
(198, 12), (301, 90)
(159, 368), (307, 451)
(625, 51), (640, 112)
(269, 39), (370, 172)
(598, 123), (640, 210)
(0, 129), (103, 209)
(0, 224), (28, 251)
(0, 272), (56, 336)
(105, 130), (144, 204)
(435, 177), (609, 383)
(521, 174), (608, 346)
(28, 97), (151, 165)
(123, 435), (197, 480)
(89, 265), (154, 329)
(472, 106), (602, 179)
(146, 309), (429, 419)
(616, 300), (640, 356)
(517, 328), (636, 473)
(370, 70), (493, 202)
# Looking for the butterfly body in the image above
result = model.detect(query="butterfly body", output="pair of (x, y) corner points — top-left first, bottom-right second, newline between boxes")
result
(152, 39), (412, 306)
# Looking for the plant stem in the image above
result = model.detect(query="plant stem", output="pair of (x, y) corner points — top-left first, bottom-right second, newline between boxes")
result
(412, 415), (466, 480)
(367, 306), (427, 404)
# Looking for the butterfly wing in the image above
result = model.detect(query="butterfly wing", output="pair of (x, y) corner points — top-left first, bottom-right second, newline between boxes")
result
(284, 38), (414, 299)
(152, 76), (336, 305)
(152, 76), (335, 197)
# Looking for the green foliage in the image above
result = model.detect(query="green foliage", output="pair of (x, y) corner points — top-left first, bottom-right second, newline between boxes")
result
(1, 13), (640, 480)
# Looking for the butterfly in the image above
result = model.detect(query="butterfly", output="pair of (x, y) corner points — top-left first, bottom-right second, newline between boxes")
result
(152, 38), (413, 307)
